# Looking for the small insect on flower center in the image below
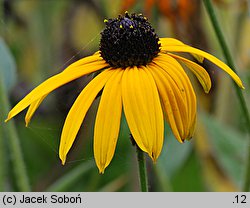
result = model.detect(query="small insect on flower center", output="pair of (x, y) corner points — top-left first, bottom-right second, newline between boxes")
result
(100, 12), (161, 68)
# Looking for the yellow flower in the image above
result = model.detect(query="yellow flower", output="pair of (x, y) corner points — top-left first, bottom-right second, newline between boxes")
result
(5, 12), (244, 173)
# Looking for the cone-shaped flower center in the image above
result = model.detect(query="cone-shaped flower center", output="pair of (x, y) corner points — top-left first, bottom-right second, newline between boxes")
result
(100, 12), (161, 68)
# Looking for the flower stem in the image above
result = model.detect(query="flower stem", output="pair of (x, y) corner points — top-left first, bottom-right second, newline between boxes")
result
(203, 0), (250, 191)
(136, 145), (148, 192)
(0, 79), (30, 191)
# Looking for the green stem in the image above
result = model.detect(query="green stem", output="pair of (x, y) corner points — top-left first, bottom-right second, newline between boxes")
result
(0, 80), (30, 191)
(136, 145), (148, 192)
(203, 0), (250, 191)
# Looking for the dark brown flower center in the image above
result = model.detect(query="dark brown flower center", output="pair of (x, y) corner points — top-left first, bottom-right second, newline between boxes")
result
(99, 12), (160, 68)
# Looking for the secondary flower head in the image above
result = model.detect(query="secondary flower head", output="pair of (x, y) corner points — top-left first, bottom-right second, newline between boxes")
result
(5, 12), (244, 173)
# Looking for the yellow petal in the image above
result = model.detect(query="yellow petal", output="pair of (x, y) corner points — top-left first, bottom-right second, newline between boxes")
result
(159, 38), (204, 62)
(149, 63), (185, 143)
(24, 54), (105, 125)
(59, 69), (114, 165)
(153, 54), (197, 140)
(122, 66), (164, 161)
(25, 94), (47, 127)
(169, 53), (212, 93)
(160, 38), (184, 46)
(5, 59), (108, 122)
(161, 44), (244, 88)
(94, 69), (123, 173)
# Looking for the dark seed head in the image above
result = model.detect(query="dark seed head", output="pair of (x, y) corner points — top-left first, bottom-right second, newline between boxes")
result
(99, 12), (161, 68)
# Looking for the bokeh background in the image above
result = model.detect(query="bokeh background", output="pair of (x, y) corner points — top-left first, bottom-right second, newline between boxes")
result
(0, 0), (250, 191)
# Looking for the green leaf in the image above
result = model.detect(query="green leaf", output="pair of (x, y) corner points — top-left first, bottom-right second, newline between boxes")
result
(201, 113), (248, 188)
(0, 37), (17, 92)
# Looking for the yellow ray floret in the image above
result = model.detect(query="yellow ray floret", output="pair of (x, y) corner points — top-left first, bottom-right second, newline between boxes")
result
(160, 38), (244, 89)
(59, 69), (114, 165)
(168, 53), (212, 93)
(94, 69), (124, 173)
(153, 54), (197, 139)
(25, 94), (47, 127)
(25, 53), (104, 126)
(5, 59), (108, 123)
(149, 63), (186, 143)
(152, 55), (197, 141)
(160, 38), (204, 63)
(122, 66), (164, 161)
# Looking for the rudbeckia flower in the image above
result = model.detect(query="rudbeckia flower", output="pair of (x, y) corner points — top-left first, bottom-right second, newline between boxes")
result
(5, 12), (244, 173)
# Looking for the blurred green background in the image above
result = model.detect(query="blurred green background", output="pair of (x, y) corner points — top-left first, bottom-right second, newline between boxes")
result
(0, 0), (249, 191)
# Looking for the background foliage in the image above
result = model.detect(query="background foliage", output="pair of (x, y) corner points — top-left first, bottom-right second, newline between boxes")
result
(0, 0), (249, 191)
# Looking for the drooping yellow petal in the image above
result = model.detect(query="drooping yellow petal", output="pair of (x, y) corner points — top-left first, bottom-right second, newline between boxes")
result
(94, 69), (123, 173)
(154, 54), (197, 140)
(59, 69), (114, 165)
(25, 94), (47, 127)
(156, 54), (197, 137)
(169, 53), (212, 93)
(24, 53), (105, 126)
(122, 66), (164, 160)
(159, 38), (204, 63)
(161, 44), (244, 88)
(149, 63), (186, 143)
(5, 60), (108, 122)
